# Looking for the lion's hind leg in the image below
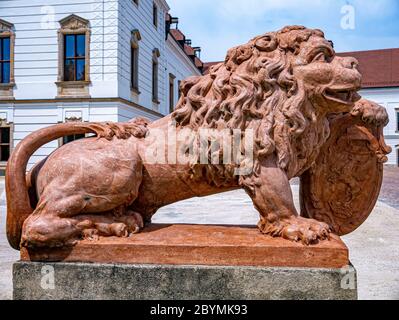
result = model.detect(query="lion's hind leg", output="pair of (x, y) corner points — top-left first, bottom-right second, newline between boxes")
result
(21, 201), (145, 248)
(21, 183), (145, 247)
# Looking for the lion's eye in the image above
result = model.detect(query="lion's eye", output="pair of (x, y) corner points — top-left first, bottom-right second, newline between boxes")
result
(312, 51), (329, 63)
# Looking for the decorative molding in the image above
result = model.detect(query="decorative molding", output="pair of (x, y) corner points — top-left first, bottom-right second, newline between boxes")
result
(65, 116), (83, 122)
(153, 48), (161, 59)
(0, 19), (13, 32)
(0, 97), (164, 118)
(55, 81), (91, 99)
(131, 29), (142, 46)
(59, 14), (90, 31)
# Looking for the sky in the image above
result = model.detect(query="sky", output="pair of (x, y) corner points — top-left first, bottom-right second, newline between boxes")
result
(166, 0), (399, 62)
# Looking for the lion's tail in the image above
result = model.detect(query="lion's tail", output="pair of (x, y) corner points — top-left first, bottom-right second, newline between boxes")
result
(5, 119), (150, 250)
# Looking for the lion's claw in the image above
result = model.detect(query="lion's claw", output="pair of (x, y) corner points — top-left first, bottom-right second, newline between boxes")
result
(258, 216), (332, 245)
(351, 99), (389, 127)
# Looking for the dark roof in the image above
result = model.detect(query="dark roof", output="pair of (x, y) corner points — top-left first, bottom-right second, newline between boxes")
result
(337, 48), (399, 88)
(203, 48), (399, 88)
(167, 14), (203, 73)
(169, 29), (185, 42)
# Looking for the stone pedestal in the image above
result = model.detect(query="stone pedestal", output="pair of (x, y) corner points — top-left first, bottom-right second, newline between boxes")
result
(13, 261), (357, 300)
(14, 224), (358, 300)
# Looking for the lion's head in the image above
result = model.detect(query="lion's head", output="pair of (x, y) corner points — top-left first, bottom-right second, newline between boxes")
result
(172, 26), (362, 187)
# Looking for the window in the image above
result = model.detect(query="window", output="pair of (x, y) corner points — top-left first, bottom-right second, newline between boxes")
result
(152, 49), (160, 103)
(0, 126), (11, 162)
(153, 3), (158, 28)
(131, 46), (139, 91)
(396, 111), (399, 132)
(0, 37), (11, 83)
(56, 15), (91, 98)
(0, 19), (15, 99)
(64, 34), (86, 81)
(169, 74), (175, 113)
(152, 60), (158, 102)
(63, 133), (85, 145)
(130, 29), (141, 93)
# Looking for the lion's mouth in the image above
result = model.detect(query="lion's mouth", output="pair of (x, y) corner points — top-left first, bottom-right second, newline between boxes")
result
(323, 88), (359, 105)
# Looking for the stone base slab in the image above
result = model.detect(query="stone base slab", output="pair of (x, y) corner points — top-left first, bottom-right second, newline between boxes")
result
(13, 261), (357, 300)
(21, 224), (349, 269)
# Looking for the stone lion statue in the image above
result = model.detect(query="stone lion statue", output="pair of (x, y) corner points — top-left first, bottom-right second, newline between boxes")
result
(6, 26), (390, 249)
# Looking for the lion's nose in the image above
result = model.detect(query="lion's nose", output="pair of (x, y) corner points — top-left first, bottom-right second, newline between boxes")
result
(341, 56), (359, 70)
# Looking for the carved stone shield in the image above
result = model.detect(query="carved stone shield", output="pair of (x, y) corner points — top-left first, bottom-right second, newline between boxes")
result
(300, 113), (391, 236)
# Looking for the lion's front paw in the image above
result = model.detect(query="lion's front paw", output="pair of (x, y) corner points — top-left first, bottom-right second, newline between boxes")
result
(351, 99), (389, 127)
(258, 216), (332, 245)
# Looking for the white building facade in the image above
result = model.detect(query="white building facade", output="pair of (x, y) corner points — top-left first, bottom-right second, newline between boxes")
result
(0, 0), (203, 172)
(360, 87), (399, 165)
(339, 48), (399, 166)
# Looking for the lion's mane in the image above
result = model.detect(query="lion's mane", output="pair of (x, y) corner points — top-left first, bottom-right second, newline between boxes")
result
(172, 26), (331, 192)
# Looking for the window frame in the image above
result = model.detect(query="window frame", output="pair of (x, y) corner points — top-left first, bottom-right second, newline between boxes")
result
(0, 119), (13, 170)
(153, 3), (158, 28)
(396, 109), (399, 132)
(0, 19), (15, 100)
(169, 73), (175, 114)
(130, 29), (141, 94)
(56, 15), (91, 98)
(0, 37), (11, 84)
(152, 48), (160, 104)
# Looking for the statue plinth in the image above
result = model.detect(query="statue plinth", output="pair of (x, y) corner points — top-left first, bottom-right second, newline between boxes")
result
(20, 224), (349, 268)
(14, 224), (357, 300)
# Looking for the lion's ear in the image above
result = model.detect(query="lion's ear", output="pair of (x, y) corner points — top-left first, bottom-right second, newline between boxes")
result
(254, 33), (278, 52)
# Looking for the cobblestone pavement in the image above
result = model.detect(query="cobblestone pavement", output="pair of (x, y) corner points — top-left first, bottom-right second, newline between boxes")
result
(0, 179), (19, 300)
(1, 168), (398, 299)
(379, 166), (399, 209)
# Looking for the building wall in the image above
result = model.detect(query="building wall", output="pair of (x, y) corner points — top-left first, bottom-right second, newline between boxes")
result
(0, 100), (161, 170)
(117, 0), (201, 116)
(118, 0), (167, 115)
(0, 0), (203, 171)
(360, 87), (399, 165)
(0, 0), (120, 99)
(166, 36), (201, 111)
